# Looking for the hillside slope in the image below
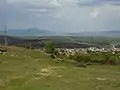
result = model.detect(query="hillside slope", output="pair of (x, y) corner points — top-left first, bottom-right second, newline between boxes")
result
(0, 35), (99, 48)
(66, 30), (120, 37)
(0, 47), (120, 90)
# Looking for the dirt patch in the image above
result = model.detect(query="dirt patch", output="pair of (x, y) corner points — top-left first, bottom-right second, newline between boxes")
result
(40, 67), (54, 76)
(96, 77), (107, 81)
(57, 75), (64, 78)
(34, 67), (56, 80)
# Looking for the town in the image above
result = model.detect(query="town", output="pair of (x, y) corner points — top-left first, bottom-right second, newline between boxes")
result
(57, 46), (120, 57)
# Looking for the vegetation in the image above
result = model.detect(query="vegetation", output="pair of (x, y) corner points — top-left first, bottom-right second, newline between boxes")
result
(1, 34), (120, 90)
(44, 41), (55, 54)
(2, 36), (120, 49)
(0, 46), (120, 90)
(43, 41), (120, 65)
(68, 52), (120, 65)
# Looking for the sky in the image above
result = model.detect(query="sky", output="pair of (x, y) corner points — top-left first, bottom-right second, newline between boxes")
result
(0, 0), (120, 32)
(0, 0), (6, 30)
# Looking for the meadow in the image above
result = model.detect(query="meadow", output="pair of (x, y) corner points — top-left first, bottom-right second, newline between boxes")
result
(0, 46), (120, 90)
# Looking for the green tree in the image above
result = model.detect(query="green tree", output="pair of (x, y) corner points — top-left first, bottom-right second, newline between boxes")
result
(44, 41), (55, 54)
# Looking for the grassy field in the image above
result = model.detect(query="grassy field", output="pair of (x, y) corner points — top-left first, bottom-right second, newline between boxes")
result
(0, 47), (120, 90)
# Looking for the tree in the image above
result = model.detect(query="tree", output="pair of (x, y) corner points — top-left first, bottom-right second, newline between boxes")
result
(44, 41), (55, 54)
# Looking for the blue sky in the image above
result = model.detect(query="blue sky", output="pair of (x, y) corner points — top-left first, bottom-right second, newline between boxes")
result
(0, 0), (120, 32)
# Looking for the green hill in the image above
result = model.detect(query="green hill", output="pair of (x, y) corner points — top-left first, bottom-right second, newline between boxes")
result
(0, 46), (120, 90)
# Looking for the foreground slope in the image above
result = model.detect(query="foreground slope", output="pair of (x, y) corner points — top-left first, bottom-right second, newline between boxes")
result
(0, 47), (120, 90)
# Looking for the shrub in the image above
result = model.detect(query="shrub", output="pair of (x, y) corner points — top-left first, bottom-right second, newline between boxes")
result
(50, 54), (56, 59)
(54, 50), (60, 56)
(44, 41), (55, 54)
(108, 55), (120, 65)
(81, 55), (91, 63)
(26, 46), (30, 49)
(71, 54), (91, 63)
(73, 54), (82, 62)
(68, 51), (120, 65)
(100, 53), (120, 65)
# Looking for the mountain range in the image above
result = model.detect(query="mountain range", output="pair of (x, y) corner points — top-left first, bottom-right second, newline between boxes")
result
(0, 28), (120, 37)
(0, 28), (60, 36)
(66, 30), (120, 37)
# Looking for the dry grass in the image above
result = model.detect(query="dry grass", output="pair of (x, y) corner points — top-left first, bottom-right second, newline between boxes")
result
(0, 46), (120, 90)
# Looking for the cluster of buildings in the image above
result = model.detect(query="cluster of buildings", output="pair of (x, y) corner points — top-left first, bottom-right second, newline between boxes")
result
(57, 46), (120, 56)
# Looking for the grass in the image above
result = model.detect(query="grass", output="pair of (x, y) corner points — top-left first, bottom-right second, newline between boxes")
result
(0, 46), (120, 90)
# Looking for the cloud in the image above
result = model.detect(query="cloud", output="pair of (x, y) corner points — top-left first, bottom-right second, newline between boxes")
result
(78, 0), (120, 7)
(1, 0), (120, 32)
(89, 9), (100, 19)
(8, 0), (61, 9)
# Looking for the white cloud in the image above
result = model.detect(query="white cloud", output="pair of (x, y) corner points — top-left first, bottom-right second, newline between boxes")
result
(79, 0), (95, 3)
(8, 0), (60, 9)
(4, 0), (120, 32)
(90, 9), (100, 19)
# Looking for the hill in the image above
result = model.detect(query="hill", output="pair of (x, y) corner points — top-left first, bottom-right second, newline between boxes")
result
(0, 35), (100, 48)
(66, 30), (120, 37)
(1, 28), (120, 37)
(0, 46), (120, 90)
(0, 28), (58, 36)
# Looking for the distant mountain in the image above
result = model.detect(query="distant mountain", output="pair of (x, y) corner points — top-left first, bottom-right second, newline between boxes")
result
(66, 30), (120, 37)
(0, 28), (59, 36)
(1, 29), (120, 37)
(66, 32), (95, 36)
(100, 30), (120, 37)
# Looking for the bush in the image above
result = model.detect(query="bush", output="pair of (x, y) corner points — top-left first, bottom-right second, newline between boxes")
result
(54, 50), (60, 56)
(44, 41), (55, 54)
(50, 54), (56, 59)
(107, 55), (120, 65)
(71, 54), (91, 63)
(26, 46), (30, 49)
(67, 50), (120, 65)
(82, 55), (91, 63)
(99, 53), (120, 65)
(72, 54), (82, 62)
